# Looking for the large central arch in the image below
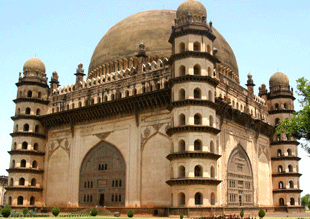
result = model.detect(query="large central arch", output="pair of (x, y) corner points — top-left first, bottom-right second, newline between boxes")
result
(227, 145), (254, 207)
(79, 141), (126, 207)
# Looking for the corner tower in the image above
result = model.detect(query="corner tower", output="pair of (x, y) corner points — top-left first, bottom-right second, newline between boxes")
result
(267, 72), (302, 209)
(6, 57), (48, 207)
(166, 0), (221, 208)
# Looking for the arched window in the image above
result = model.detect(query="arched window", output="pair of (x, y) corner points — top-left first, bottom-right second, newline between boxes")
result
(279, 198), (285, 206)
(194, 64), (201, 75)
(288, 165), (293, 173)
(279, 181), (283, 189)
(164, 81), (168, 89)
(278, 165), (283, 173)
(17, 108), (21, 115)
(193, 42), (201, 52)
(38, 92), (42, 99)
(209, 115), (214, 127)
(211, 192), (215, 205)
(36, 108), (40, 115)
(27, 90), (32, 98)
(179, 114), (186, 126)
(275, 103), (279, 110)
(72, 103), (75, 109)
(194, 140), (202, 151)
(8, 197), (12, 205)
(179, 140), (185, 152)
(11, 160), (15, 168)
(178, 165), (185, 178)
(32, 160), (38, 168)
(23, 124), (29, 131)
(210, 141), (215, 153)
(10, 178), (13, 186)
(132, 89), (137, 95)
(17, 196), (23, 205)
(103, 96), (108, 102)
(30, 196), (35, 205)
(156, 83), (161, 90)
(31, 178), (36, 186)
(277, 149), (282, 157)
(208, 67), (212, 77)
(287, 149), (292, 156)
(91, 98), (95, 105)
(25, 107), (31, 115)
(35, 125), (39, 133)
(13, 142), (17, 150)
(33, 143), (38, 151)
(125, 90), (129, 97)
(97, 97), (101, 103)
(20, 159), (26, 168)
(275, 118), (280, 126)
(194, 113), (202, 125)
(290, 198), (295, 205)
(207, 45), (211, 53)
(179, 42), (185, 53)
(179, 89), (185, 100)
(194, 88), (201, 99)
(142, 86), (146, 93)
(178, 192), (185, 206)
(284, 103), (287, 109)
(194, 192), (202, 205)
(179, 65), (186, 76)
(116, 92), (121, 99)
(194, 165), (202, 177)
(19, 177), (25, 186)
(22, 142), (28, 150)
(15, 124), (18, 132)
(289, 181), (294, 188)
(210, 166), (215, 178)
(78, 101), (82, 107)
(208, 91), (213, 101)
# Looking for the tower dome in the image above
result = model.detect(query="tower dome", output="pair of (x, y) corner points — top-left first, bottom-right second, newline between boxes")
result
(23, 57), (46, 73)
(176, 0), (207, 20)
(269, 72), (289, 88)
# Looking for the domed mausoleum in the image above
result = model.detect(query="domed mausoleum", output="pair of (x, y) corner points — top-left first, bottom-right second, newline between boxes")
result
(6, 0), (302, 215)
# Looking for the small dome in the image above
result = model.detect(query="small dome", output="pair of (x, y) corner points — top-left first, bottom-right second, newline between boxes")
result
(23, 57), (46, 73)
(176, 0), (206, 19)
(269, 72), (289, 87)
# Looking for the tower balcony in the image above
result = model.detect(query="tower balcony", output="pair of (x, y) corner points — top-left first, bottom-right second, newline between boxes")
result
(271, 156), (301, 161)
(8, 150), (45, 156)
(273, 188), (303, 194)
(5, 186), (43, 192)
(166, 177), (221, 186)
(166, 125), (220, 136)
(166, 151), (221, 161)
(7, 168), (44, 174)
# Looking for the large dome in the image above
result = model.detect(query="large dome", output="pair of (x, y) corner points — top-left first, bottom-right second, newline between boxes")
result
(23, 57), (46, 73)
(269, 72), (289, 87)
(89, 9), (238, 77)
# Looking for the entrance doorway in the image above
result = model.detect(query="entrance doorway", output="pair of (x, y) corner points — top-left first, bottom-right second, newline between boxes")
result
(99, 194), (105, 206)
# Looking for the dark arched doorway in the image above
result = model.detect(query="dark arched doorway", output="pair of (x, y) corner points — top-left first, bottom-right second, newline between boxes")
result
(79, 141), (126, 207)
(227, 145), (254, 207)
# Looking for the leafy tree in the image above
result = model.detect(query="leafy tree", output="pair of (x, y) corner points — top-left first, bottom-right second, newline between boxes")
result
(258, 209), (265, 219)
(90, 207), (98, 216)
(240, 210), (244, 218)
(301, 194), (310, 207)
(1, 205), (11, 218)
(127, 209), (134, 218)
(52, 206), (60, 217)
(276, 77), (310, 153)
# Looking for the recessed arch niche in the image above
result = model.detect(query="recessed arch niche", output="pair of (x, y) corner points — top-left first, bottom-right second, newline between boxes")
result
(79, 141), (126, 207)
(227, 145), (254, 207)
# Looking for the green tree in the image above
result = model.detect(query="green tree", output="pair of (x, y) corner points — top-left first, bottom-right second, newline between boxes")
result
(1, 205), (11, 218)
(301, 194), (310, 207)
(90, 207), (98, 216)
(276, 77), (310, 153)
(240, 210), (244, 218)
(127, 209), (134, 218)
(52, 206), (60, 217)
(258, 209), (265, 219)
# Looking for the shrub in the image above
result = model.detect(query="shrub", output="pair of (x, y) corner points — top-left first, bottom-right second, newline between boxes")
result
(127, 209), (134, 218)
(258, 209), (265, 218)
(91, 207), (98, 216)
(52, 206), (60, 217)
(1, 205), (11, 218)
(180, 214), (184, 219)
(23, 207), (29, 215)
(240, 210), (244, 218)
(30, 210), (37, 216)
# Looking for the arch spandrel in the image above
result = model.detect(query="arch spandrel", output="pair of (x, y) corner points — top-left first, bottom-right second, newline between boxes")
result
(79, 141), (126, 207)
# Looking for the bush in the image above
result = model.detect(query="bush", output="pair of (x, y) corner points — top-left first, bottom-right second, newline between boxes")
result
(1, 205), (11, 218)
(23, 207), (29, 215)
(91, 207), (98, 216)
(240, 210), (244, 218)
(30, 210), (37, 216)
(52, 206), (60, 217)
(180, 214), (184, 219)
(258, 209), (265, 218)
(127, 209), (134, 218)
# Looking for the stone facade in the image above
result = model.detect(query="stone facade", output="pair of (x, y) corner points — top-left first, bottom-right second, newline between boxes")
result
(5, 0), (302, 214)
(0, 176), (8, 207)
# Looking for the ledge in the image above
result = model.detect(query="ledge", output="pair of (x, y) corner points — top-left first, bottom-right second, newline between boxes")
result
(16, 81), (49, 88)
(5, 186), (43, 191)
(271, 156), (301, 161)
(273, 189), (303, 194)
(166, 152), (221, 161)
(10, 132), (46, 139)
(169, 99), (217, 111)
(166, 178), (221, 186)
(169, 27), (216, 43)
(6, 168), (44, 174)
(13, 98), (49, 105)
(268, 109), (295, 115)
(11, 115), (40, 121)
(8, 150), (45, 156)
(169, 51), (219, 64)
(169, 75), (219, 88)
(268, 95), (295, 101)
(271, 140), (299, 146)
(272, 173), (302, 177)
(166, 125), (221, 136)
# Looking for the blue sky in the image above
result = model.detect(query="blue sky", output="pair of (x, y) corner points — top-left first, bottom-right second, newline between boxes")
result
(1, 0), (309, 196)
